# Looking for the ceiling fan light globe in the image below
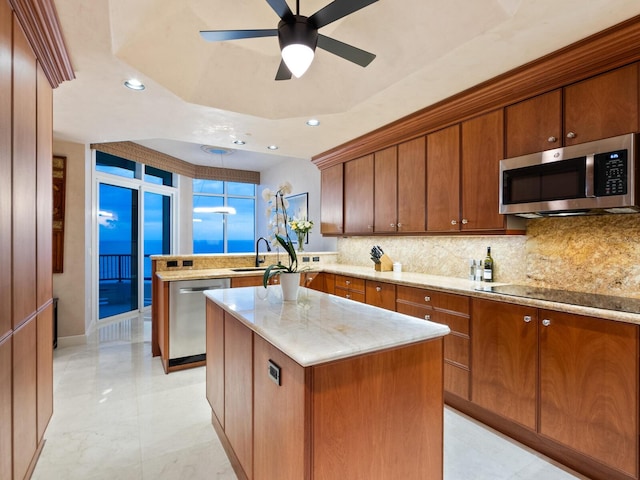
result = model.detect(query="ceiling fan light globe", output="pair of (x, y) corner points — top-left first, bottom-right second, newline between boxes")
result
(282, 44), (314, 78)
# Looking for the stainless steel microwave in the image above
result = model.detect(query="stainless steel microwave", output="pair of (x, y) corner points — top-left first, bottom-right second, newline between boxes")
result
(499, 133), (639, 217)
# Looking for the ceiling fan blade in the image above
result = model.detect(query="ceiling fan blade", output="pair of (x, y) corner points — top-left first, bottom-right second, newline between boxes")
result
(317, 34), (375, 67)
(275, 59), (293, 81)
(309, 0), (378, 29)
(266, 0), (294, 21)
(200, 29), (278, 42)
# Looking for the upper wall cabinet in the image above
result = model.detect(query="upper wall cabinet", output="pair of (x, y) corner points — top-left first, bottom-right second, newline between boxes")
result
(427, 125), (461, 233)
(373, 146), (398, 233)
(320, 163), (343, 235)
(396, 137), (426, 232)
(506, 63), (639, 157)
(344, 154), (374, 234)
(563, 63), (639, 146)
(461, 109), (506, 232)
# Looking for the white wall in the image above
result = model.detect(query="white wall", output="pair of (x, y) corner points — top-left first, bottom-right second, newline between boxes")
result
(258, 158), (337, 252)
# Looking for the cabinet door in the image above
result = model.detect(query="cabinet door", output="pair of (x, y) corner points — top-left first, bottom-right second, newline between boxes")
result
(427, 125), (461, 232)
(365, 280), (396, 311)
(303, 272), (323, 291)
(0, 0), (11, 340)
(344, 154), (374, 234)
(471, 299), (537, 430)
(37, 304), (53, 441)
(0, 336), (11, 480)
(539, 310), (638, 477)
(206, 301), (224, 428)
(13, 318), (37, 480)
(505, 89), (562, 157)
(461, 110), (505, 231)
(374, 146), (398, 233)
(397, 137), (426, 232)
(12, 18), (37, 328)
(224, 313), (253, 478)
(231, 275), (263, 288)
(320, 163), (343, 234)
(564, 63), (639, 146)
(253, 334), (307, 480)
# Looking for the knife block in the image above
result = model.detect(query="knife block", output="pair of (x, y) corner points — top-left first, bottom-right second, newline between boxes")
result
(375, 254), (394, 272)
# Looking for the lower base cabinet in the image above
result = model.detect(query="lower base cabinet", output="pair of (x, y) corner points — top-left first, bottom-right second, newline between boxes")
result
(0, 336), (12, 480)
(207, 300), (444, 480)
(469, 298), (639, 480)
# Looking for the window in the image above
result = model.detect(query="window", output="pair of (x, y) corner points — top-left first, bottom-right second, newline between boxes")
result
(193, 180), (256, 253)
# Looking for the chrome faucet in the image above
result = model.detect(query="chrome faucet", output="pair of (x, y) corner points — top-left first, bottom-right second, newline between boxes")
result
(255, 237), (271, 267)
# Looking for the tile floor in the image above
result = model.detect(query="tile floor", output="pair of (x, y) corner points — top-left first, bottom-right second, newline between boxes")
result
(32, 314), (589, 480)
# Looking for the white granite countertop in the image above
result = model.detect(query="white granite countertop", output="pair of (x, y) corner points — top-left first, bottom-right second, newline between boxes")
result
(204, 286), (450, 367)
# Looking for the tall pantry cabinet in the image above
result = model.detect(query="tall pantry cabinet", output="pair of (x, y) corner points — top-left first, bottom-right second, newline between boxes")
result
(0, 0), (73, 478)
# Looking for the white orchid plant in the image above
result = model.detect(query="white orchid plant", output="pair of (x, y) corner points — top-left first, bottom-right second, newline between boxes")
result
(261, 181), (305, 287)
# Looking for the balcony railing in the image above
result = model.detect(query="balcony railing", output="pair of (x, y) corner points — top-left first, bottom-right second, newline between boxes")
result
(99, 253), (154, 282)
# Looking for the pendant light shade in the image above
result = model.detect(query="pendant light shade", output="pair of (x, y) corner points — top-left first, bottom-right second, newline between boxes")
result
(278, 16), (318, 78)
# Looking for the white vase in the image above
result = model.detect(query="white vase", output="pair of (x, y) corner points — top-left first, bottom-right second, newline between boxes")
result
(279, 272), (301, 301)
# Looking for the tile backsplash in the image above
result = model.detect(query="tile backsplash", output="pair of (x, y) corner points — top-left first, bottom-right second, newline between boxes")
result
(337, 214), (640, 298)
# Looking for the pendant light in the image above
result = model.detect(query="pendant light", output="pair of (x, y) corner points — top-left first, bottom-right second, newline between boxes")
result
(278, 1), (317, 78)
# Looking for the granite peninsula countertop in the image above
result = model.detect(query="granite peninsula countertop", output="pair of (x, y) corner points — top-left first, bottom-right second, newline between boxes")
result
(204, 286), (450, 367)
(156, 262), (640, 326)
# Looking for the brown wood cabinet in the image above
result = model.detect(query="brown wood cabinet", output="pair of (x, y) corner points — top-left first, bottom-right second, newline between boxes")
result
(302, 271), (323, 291)
(206, 299), (225, 428)
(373, 146), (398, 233)
(506, 64), (639, 157)
(563, 63), (639, 146)
(396, 286), (471, 399)
(0, 0), (11, 340)
(207, 299), (445, 480)
(426, 125), (461, 232)
(320, 163), (343, 234)
(365, 280), (396, 310)
(505, 89), (563, 157)
(334, 275), (365, 303)
(343, 154), (374, 234)
(0, 335), (11, 480)
(397, 137), (427, 232)
(538, 309), (638, 478)
(36, 304), (53, 441)
(461, 109), (506, 231)
(13, 317), (38, 480)
(224, 312), (253, 479)
(471, 299), (538, 430)
(253, 334), (307, 480)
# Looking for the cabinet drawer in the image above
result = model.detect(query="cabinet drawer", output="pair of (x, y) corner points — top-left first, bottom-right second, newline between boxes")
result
(444, 333), (469, 367)
(335, 275), (365, 292)
(444, 363), (469, 400)
(396, 302), (432, 320)
(334, 287), (365, 303)
(396, 286), (469, 315)
(431, 311), (469, 336)
(365, 281), (396, 311)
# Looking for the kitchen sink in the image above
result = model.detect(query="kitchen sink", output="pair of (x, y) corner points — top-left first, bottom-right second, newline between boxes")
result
(230, 267), (268, 272)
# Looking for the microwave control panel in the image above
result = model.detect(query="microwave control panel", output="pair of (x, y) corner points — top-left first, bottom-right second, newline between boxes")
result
(595, 149), (628, 196)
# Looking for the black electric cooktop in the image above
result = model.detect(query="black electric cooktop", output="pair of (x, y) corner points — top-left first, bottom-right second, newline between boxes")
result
(478, 284), (640, 315)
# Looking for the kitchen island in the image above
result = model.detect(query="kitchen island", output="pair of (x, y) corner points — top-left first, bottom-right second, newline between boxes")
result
(204, 286), (450, 480)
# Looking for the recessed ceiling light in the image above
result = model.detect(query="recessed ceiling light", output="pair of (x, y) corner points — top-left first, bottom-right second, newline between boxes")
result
(267, 145), (279, 150)
(306, 119), (320, 126)
(200, 145), (233, 156)
(124, 78), (145, 91)
(233, 140), (246, 145)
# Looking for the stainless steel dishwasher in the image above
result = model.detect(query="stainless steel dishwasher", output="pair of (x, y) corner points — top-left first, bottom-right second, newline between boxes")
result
(169, 277), (230, 367)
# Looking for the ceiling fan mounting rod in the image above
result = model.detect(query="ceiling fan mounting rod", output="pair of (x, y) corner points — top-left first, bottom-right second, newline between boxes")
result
(295, 0), (300, 16)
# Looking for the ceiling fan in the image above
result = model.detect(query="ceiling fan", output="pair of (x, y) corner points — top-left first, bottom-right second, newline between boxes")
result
(200, 0), (378, 80)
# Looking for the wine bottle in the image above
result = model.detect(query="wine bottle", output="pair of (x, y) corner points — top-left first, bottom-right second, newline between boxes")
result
(483, 247), (494, 282)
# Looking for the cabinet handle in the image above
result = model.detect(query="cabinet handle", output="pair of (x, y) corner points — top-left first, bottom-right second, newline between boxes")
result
(524, 315), (532, 323)
(346, 280), (351, 286)
(390, 223), (395, 228)
(542, 319), (551, 327)
(376, 286), (382, 292)
(367, 225), (373, 230)
(451, 220), (457, 225)
(566, 131), (577, 139)
(397, 223), (402, 229)
(424, 296), (431, 302)
(547, 136), (557, 143)
(424, 314), (431, 321)
(461, 219), (468, 225)
(346, 294), (351, 299)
